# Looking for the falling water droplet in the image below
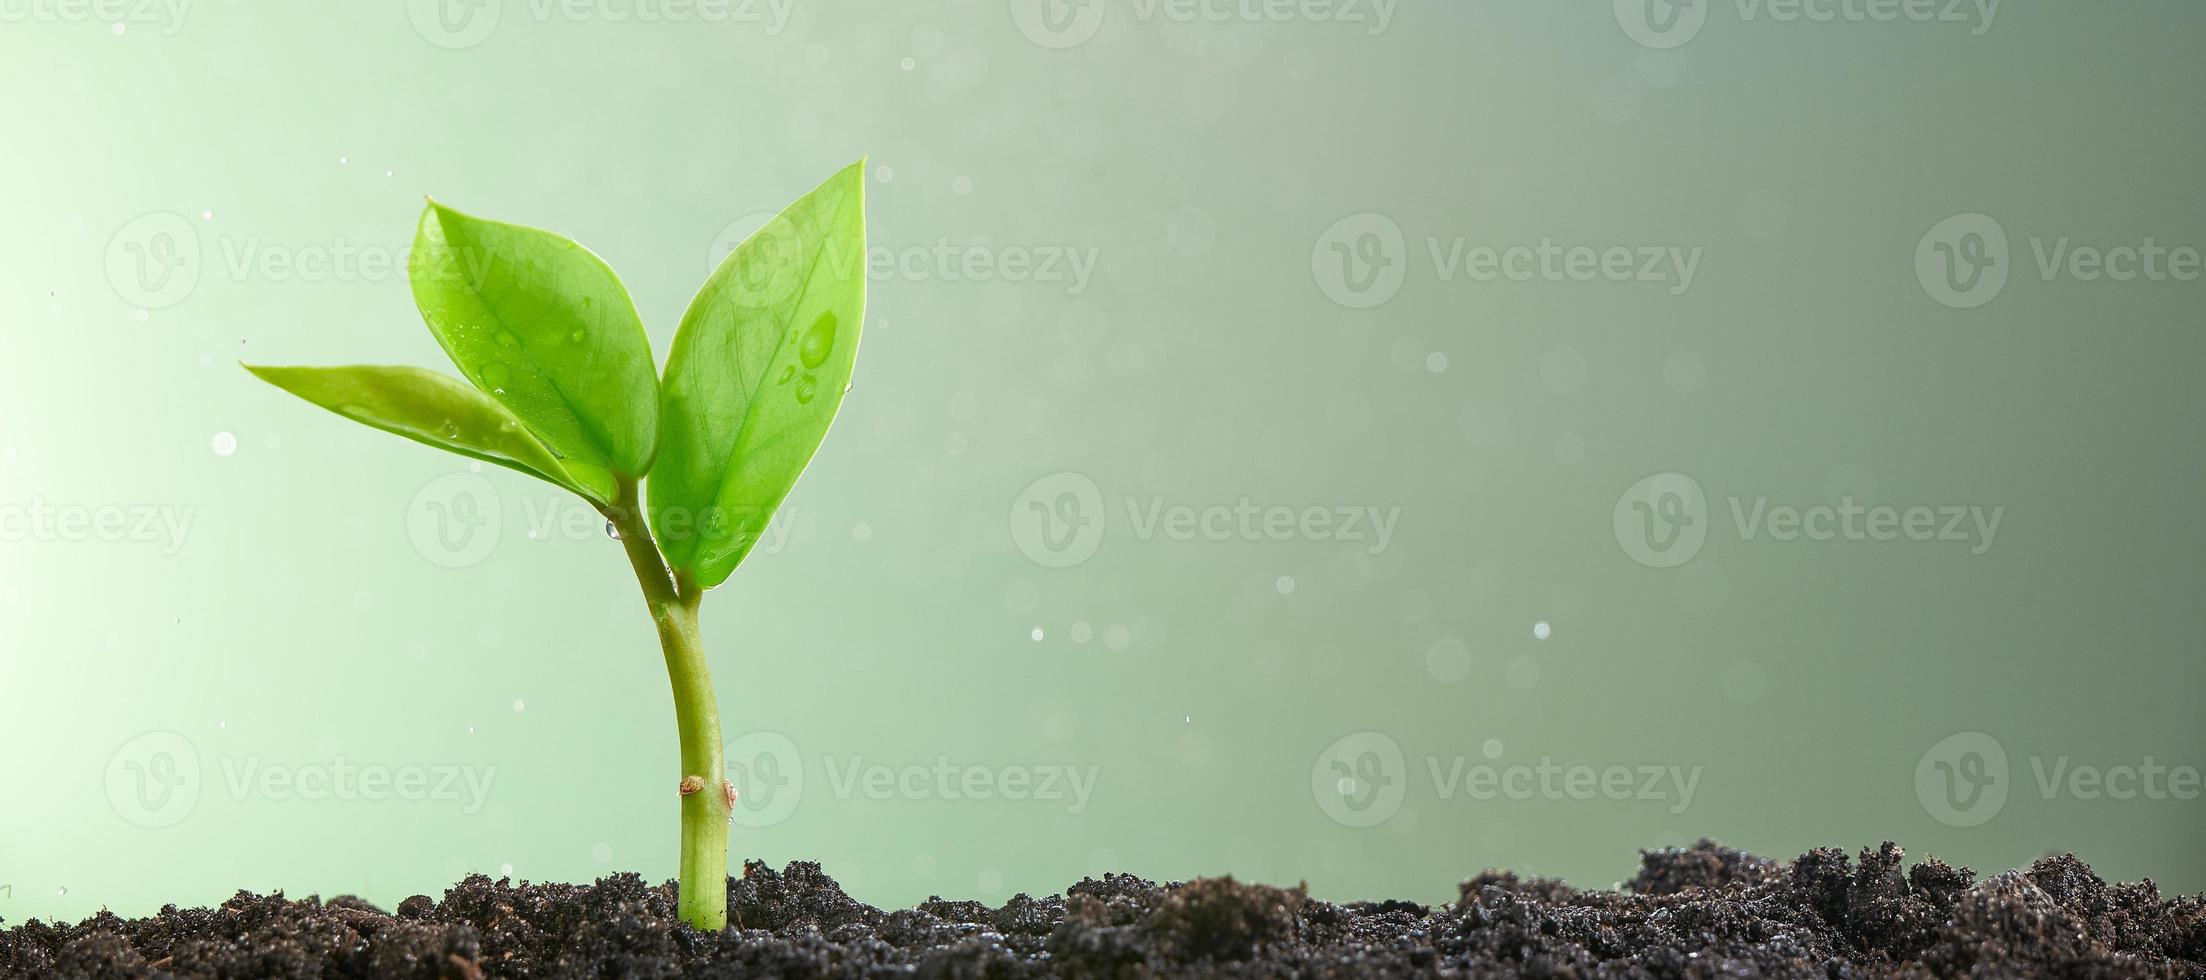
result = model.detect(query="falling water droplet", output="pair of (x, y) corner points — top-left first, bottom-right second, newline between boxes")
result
(1533, 621), (1552, 640)
(798, 311), (837, 368)
(794, 376), (817, 404)
(605, 522), (622, 540)
(57, 887), (67, 897)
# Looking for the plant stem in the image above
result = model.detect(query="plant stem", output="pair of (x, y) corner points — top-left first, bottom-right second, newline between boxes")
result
(605, 478), (728, 931)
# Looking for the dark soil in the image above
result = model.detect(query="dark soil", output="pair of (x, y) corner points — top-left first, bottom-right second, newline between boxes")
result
(5, 841), (2201, 978)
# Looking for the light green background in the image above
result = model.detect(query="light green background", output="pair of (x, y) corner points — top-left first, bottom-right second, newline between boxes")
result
(3, 0), (2202, 924)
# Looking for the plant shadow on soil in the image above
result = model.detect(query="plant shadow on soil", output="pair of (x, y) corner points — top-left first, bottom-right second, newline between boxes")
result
(3, 841), (2202, 978)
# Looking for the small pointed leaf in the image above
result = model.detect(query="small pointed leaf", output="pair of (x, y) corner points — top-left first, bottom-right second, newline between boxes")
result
(410, 201), (660, 478)
(650, 161), (867, 588)
(245, 363), (615, 504)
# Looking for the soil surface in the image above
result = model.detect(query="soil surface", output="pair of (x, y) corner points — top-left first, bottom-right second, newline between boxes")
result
(4, 841), (2201, 978)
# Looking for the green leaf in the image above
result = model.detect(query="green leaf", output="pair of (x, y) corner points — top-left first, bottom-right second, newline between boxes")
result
(650, 161), (868, 588)
(245, 363), (616, 504)
(410, 200), (660, 479)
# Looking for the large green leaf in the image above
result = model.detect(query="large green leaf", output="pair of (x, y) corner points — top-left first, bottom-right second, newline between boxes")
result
(245, 363), (616, 504)
(650, 161), (867, 588)
(410, 201), (660, 478)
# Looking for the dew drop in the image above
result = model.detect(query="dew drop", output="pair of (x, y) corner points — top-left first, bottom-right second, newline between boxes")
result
(842, 381), (853, 394)
(794, 375), (818, 404)
(798, 311), (837, 368)
(569, 329), (586, 343)
(481, 363), (511, 388)
(496, 332), (521, 349)
(605, 521), (622, 540)
(777, 364), (796, 384)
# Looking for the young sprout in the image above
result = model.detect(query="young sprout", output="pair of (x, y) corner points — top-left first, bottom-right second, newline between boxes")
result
(245, 162), (867, 931)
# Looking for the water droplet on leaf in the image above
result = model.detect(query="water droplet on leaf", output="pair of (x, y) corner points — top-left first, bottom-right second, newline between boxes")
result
(794, 375), (817, 404)
(798, 311), (836, 369)
(605, 522), (622, 540)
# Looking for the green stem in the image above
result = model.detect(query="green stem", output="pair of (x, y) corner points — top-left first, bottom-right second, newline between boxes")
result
(604, 478), (728, 931)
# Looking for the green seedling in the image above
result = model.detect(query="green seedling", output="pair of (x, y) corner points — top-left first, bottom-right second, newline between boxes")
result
(245, 162), (867, 931)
